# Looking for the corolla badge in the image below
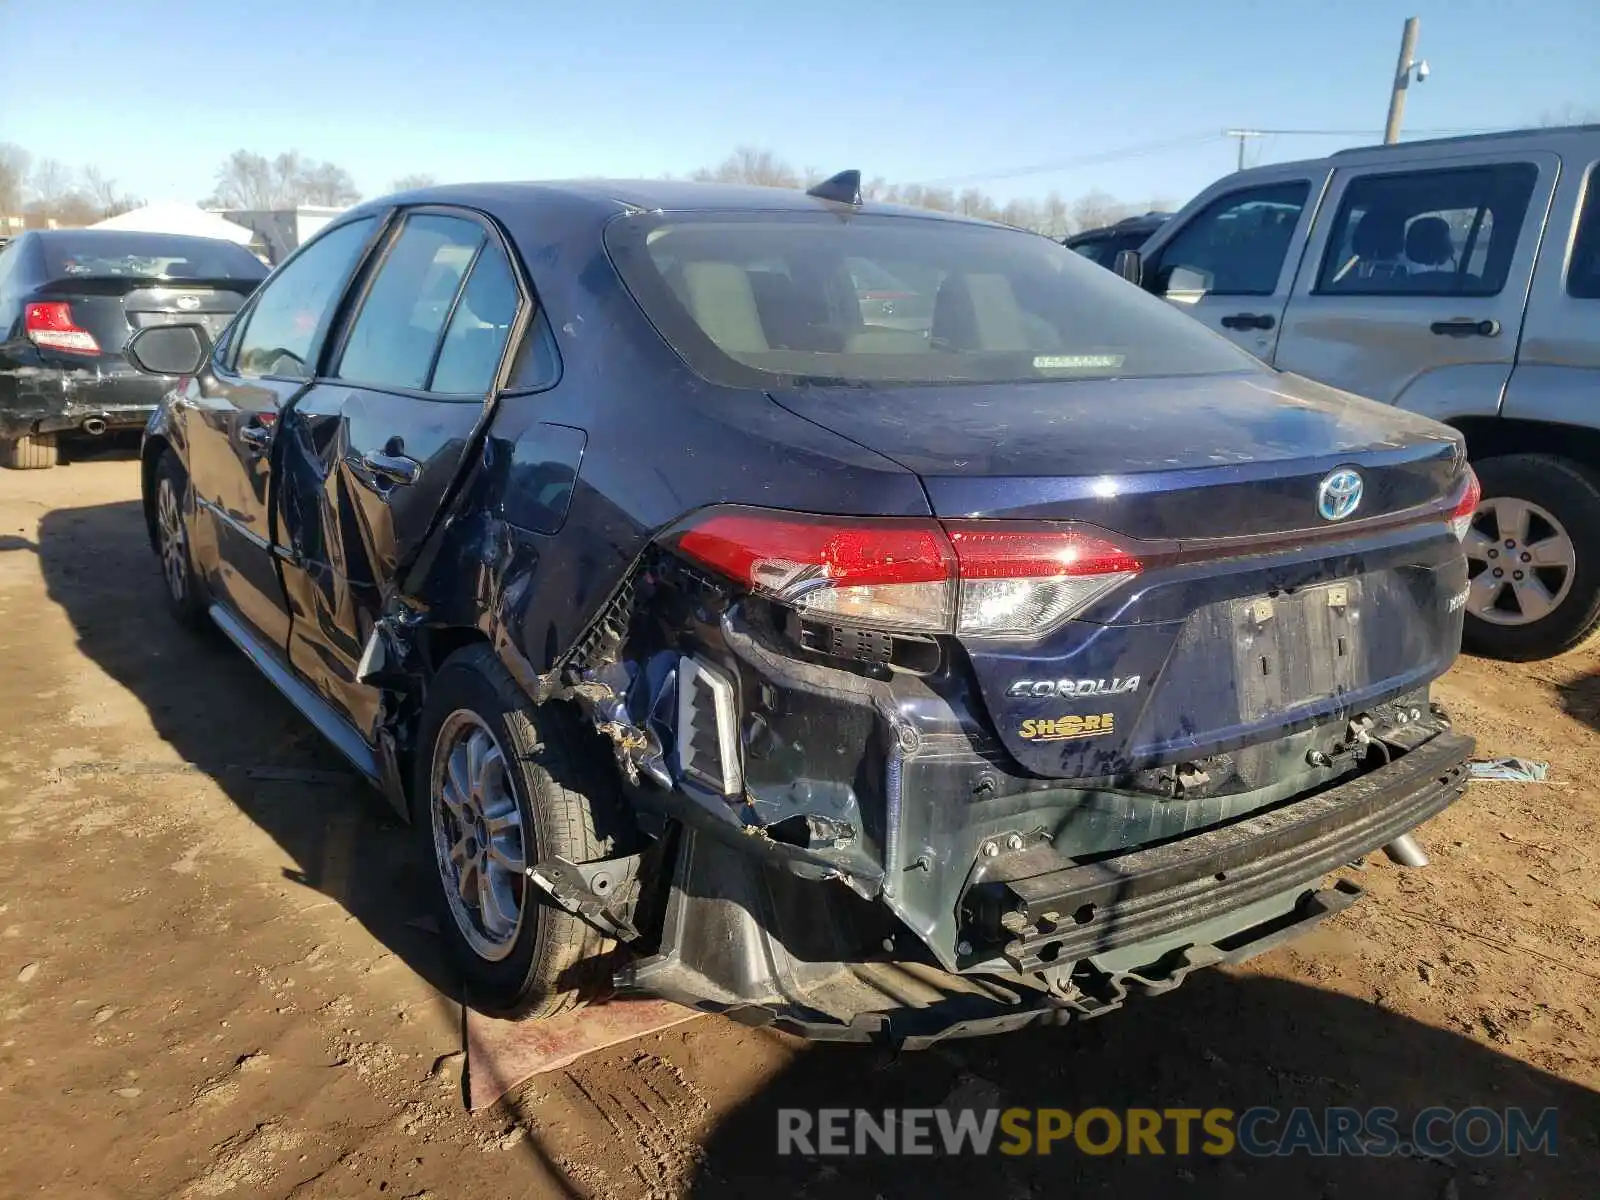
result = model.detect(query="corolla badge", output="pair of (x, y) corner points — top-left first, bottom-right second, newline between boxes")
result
(1317, 468), (1363, 521)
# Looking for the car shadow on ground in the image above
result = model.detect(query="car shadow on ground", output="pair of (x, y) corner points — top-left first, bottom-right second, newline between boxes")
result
(1555, 667), (1599, 737)
(656, 971), (1600, 1199)
(33, 497), (460, 1004)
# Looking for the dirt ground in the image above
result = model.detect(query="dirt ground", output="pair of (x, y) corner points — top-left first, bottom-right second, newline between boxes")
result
(0, 451), (1597, 1199)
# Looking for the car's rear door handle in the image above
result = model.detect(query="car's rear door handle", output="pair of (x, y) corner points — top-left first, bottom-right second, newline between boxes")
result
(358, 451), (421, 487)
(1430, 318), (1501, 338)
(239, 424), (272, 454)
(1220, 312), (1275, 331)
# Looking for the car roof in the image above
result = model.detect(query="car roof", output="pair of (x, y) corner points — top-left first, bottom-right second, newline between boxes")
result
(354, 178), (1001, 227)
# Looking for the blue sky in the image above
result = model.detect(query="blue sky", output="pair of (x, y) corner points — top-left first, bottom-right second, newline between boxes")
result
(2, 0), (1595, 210)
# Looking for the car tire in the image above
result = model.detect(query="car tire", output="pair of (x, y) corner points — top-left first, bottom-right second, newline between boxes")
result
(0, 433), (59, 470)
(413, 645), (627, 1020)
(1462, 453), (1600, 661)
(152, 450), (209, 630)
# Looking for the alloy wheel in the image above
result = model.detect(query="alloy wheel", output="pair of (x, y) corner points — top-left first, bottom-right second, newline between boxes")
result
(429, 711), (528, 962)
(156, 475), (189, 604)
(1464, 496), (1577, 627)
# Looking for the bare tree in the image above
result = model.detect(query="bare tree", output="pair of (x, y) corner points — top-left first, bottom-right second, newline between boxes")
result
(684, 147), (1136, 237)
(208, 150), (279, 208)
(0, 143), (30, 216)
(31, 158), (76, 207)
(298, 161), (361, 206)
(1041, 190), (1069, 239)
(391, 173), (437, 192)
(691, 146), (800, 188)
(206, 150), (360, 209)
(1069, 189), (1131, 234)
(81, 167), (141, 219)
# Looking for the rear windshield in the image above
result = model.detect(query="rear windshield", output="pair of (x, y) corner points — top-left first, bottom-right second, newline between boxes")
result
(42, 233), (268, 283)
(604, 211), (1256, 387)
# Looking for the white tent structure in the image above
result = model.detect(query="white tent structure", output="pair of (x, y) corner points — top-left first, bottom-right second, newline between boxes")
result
(91, 202), (255, 246)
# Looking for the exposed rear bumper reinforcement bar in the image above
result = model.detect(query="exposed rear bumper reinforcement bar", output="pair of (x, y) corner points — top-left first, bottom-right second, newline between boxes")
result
(996, 729), (1474, 972)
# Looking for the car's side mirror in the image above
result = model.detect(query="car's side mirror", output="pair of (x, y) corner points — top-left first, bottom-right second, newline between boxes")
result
(126, 323), (210, 377)
(1113, 249), (1144, 287)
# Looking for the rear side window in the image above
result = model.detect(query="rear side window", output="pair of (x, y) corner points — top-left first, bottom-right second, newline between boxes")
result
(41, 232), (267, 283)
(605, 212), (1257, 388)
(429, 243), (520, 394)
(234, 217), (376, 379)
(1316, 164), (1538, 297)
(1149, 183), (1310, 297)
(337, 214), (485, 392)
(1569, 167), (1600, 299)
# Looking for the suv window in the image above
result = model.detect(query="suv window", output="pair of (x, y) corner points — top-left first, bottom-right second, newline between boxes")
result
(1569, 167), (1600, 300)
(234, 218), (376, 379)
(1149, 183), (1310, 297)
(337, 213), (485, 392)
(429, 241), (520, 394)
(1316, 164), (1538, 297)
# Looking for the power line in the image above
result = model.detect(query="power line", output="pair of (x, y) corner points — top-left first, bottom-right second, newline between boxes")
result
(906, 124), (1515, 191)
(912, 132), (1223, 188)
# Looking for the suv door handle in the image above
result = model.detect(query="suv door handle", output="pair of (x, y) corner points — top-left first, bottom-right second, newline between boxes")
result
(1220, 312), (1276, 331)
(239, 424), (272, 454)
(1430, 318), (1501, 338)
(358, 451), (421, 487)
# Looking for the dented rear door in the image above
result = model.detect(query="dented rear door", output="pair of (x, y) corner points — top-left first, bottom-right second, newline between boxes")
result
(274, 209), (523, 738)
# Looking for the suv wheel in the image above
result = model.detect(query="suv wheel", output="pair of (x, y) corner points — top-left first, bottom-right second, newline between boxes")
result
(0, 433), (59, 470)
(153, 451), (209, 629)
(1462, 453), (1600, 661)
(413, 645), (626, 1019)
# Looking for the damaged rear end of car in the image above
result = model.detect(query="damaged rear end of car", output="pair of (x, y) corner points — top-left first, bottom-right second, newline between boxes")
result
(495, 203), (1481, 1044)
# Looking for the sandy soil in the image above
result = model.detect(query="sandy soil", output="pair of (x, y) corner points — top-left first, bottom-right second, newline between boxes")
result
(0, 452), (1596, 1199)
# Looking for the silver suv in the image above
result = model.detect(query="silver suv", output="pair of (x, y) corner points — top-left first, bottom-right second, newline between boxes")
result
(1128, 124), (1600, 660)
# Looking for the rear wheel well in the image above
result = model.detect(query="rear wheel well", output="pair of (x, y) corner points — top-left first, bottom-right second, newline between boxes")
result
(421, 625), (491, 675)
(1448, 417), (1600, 473)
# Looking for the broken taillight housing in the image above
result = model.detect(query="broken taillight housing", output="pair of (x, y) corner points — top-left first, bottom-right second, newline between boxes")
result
(25, 302), (100, 355)
(1447, 467), (1482, 542)
(669, 507), (1143, 638)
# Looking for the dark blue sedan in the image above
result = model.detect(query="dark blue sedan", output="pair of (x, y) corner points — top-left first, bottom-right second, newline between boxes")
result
(126, 173), (1479, 1042)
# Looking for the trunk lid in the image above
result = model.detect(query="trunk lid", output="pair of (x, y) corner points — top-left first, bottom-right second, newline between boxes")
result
(767, 371), (1463, 537)
(31, 277), (256, 363)
(768, 370), (1471, 779)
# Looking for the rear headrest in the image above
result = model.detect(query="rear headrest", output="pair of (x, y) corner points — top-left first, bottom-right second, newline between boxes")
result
(1351, 207), (1407, 260)
(681, 262), (768, 354)
(931, 274), (1028, 351)
(1405, 216), (1456, 267)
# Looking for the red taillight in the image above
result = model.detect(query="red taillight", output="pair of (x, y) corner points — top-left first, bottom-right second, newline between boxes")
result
(25, 302), (100, 355)
(675, 512), (956, 632)
(670, 508), (1143, 637)
(1448, 468), (1481, 542)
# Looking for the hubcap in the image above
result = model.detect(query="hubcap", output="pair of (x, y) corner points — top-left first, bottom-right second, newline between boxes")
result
(1463, 496), (1576, 627)
(429, 712), (527, 961)
(156, 476), (188, 603)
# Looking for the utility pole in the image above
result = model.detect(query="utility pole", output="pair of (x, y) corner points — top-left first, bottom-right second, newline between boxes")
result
(1224, 129), (1264, 171)
(1384, 17), (1422, 143)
